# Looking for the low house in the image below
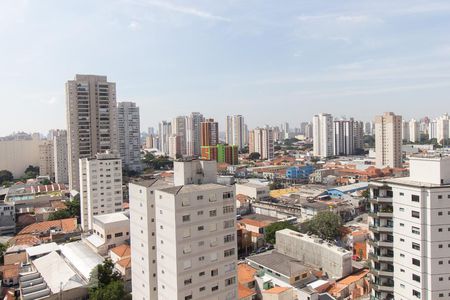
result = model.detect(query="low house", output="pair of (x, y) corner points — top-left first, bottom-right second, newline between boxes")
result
(110, 244), (131, 292)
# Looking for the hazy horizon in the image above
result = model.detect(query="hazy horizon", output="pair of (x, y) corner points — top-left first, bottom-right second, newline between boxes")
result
(1, 0), (450, 135)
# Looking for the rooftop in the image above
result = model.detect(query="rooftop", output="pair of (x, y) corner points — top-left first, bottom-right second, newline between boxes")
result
(237, 263), (257, 285)
(158, 183), (228, 195)
(238, 284), (256, 299)
(131, 178), (172, 189)
(59, 241), (103, 281)
(26, 242), (59, 257)
(110, 244), (131, 258)
(93, 212), (129, 224)
(247, 251), (312, 278)
(18, 218), (77, 235)
(263, 286), (291, 294)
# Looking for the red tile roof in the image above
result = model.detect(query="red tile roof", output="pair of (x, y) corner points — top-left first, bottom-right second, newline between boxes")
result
(110, 244), (131, 258)
(238, 284), (256, 299)
(18, 218), (77, 235)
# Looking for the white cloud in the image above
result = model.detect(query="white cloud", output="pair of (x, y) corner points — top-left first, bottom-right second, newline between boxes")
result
(128, 20), (141, 31)
(129, 0), (231, 22)
(298, 14), (381, 24)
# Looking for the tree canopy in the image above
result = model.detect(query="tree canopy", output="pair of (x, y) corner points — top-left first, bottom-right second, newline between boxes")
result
(0, 170), (13, 185)
(264, 221), (299, 244)
(248, 152), (261, 160)
(305, 211), (342, 241)
(0, 242), (7, 265)
(142, 153), (173, 170)
(89, 259), (129, 300)
(47, 198), (80, 221)
(22, 165), (39, 180)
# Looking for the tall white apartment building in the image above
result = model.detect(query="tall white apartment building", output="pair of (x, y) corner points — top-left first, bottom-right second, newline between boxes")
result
(374, 112), (402, 168)
(39, 140), (54, 178)
(168, 135), (182, 159)
(333, 119), (354, 156)
(429, 120), (437, 140)
(130, 160), (237, 300)
(249, 127), (274, 160)
(79, 152), (123, 231)
(186, 112), (204, 157)
(364, 121), (374, 136)
(436, 114), (449, 145)
(312, 113), (333, 158)
(129, 179), (172, 300)
(172, 116), (188, 156)
(66, 74), (119, 191)
(155, 169), (237, 299)
(409, 119), (420, 143)
(53, 130), (69, 184)
(387, 156), (450, 300)
(402, 120), (410, 142)
(226, 115), (246, 150)
(159, 121), (172, 155)
(118, 102), (141, 172)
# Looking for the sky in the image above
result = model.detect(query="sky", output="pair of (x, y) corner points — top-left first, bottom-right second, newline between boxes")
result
(1, 0), (450, 136)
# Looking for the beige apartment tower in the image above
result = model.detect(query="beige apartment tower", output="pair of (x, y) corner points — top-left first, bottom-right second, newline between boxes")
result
(375, 112), (402, 168)
(66, 74), (119, 191)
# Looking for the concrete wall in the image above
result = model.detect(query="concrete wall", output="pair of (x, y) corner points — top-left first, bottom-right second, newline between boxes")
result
(0, 139), (42, 178)
(276, 229), (352, 279)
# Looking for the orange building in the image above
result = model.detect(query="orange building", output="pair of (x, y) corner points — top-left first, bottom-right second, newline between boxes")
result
(200, 118), (219, 146)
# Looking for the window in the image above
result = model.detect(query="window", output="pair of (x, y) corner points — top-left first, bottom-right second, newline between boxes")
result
(412, 226), (420, 235)
(224, 234), (235, 243)
(223, 192), (233, 199)
(185, 295), (192, 300)
(224, 219), (234, 229)
(209, 210), (217, 217)
(106, 234), (111, 239)
(438, 211), (443, 216)
(400, 238), (405, 242)
(400, 192), (404, 196)
(412, 274), (420, 282)
(412, 242), (420, 250)
(439, 244), (443, 248)
(223, 205), (234, 214)
(211, 269), (218, 277)
(225, 277), (236, 286)
(411, 211), (420, 218)
(439, 260), (443, 265)
(199, 271), (205, 277)
(199, 256), (205, 261)
(224, 248), (235, 257)
(198, 241), (204, 246)
(439, 277), (443, 281)
(412, 258), (420, 266)
(411, 195), (420, 202)
(114, 232), (123, 237)
(413, 290), (421, 299)
(212, 285), (219, 292)
(438, 195), (443, 199)
(182, 215), (191, 222)
(198, 226), (204, 231)
(400, 223), (405, 227)
(439, 228), (443, 232)
(400, 253), (405, 257)
(199, 286), (205, 292)
(399, 208), (405, 212)
(183, 260), (192, 270)
(184, 278), (192, 286)
(197, 210), (204, 216)
(197, 195), (203, 200)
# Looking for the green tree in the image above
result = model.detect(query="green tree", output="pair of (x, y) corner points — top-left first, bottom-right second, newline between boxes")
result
(47, 209), (72, 221)
(269, 182), (283, 190)
(361, 189), (370, 199)
(248, 152), (261, 160)
(0, 242), (7, 265)
(0, 170), (13, 185)
(40, 178), (52, 185)
(22, 165), (39, 180)
(89, 280), (129, 300)
(264, 221), (299, 244)
(306, 211), (342, 241)
(66, 198), (81, 218)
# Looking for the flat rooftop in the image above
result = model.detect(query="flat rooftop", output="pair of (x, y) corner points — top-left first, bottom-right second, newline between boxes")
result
(158, 183), (229, 195)
(93, 212), (129, 224)
(247, 251), (312, 277)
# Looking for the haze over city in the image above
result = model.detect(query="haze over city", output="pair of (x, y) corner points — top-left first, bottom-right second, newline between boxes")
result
(2, 0), (450, 135)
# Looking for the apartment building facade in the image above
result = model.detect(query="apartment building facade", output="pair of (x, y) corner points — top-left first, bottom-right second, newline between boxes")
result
(117, 101), (141, 172)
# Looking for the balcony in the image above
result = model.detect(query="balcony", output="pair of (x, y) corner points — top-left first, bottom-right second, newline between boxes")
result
(369, 225), (393, 233)
(371, 268), (394, 277)
(368, 252), (394, 263)
(369, 211), (393, 218)
(368, 239), (393, 248)
(372, 283), (394, 293)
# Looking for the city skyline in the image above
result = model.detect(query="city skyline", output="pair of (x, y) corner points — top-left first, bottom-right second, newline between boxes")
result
(2, 1), (450, 135)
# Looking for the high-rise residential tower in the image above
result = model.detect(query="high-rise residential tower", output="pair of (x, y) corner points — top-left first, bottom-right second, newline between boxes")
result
(172, 116), (188, 156)
(39, 140), (54, 178)
(79, 152), (123, 231)
(312, 113), (333, 158)
(118, 102), (141, 172)
(158, 121), (172, 155)
(226, 115), (246, 150)
(333, 119), (355, 156)
(53, 130), (69, 184)
(201, 118), (219, 147)
(66, 74), (118, 191)
(186, 112), (204, 157)
(249, 127), (274, 160)
(409, 118), (420, 143)
(375, 112), (402, 168)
